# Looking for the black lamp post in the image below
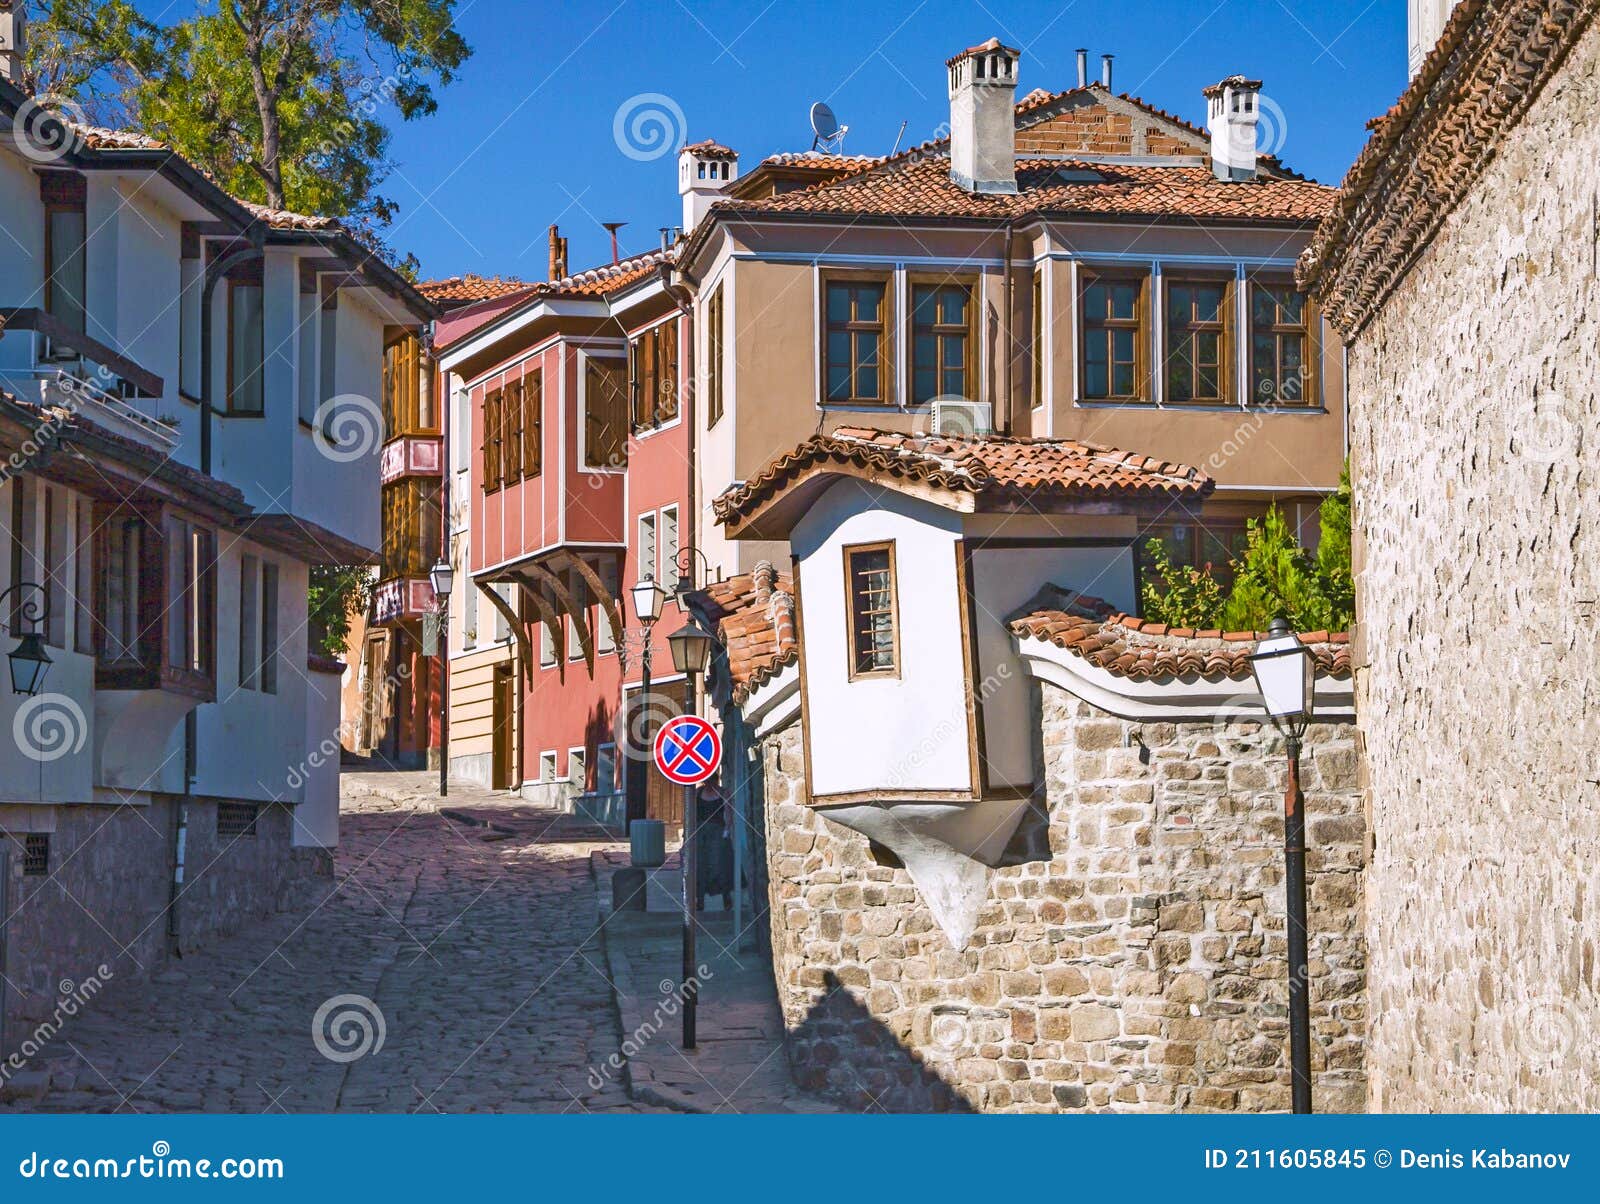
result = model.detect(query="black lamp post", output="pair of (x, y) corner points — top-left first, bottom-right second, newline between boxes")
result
(0, 583), (52, 697)
(429, 558), (454, 798)
(1249, 616), (1317, 1115)
(628, 577), (666, 828)
(666, 617), (715, 1051)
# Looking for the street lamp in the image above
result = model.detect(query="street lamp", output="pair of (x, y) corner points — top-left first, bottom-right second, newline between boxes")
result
(1249, 616), (1317, 1115)
(666, 615), (718, 1050)
(628, 577), (667, 829)
(429, 558), (454, 798)
(0, 583), (52, 696)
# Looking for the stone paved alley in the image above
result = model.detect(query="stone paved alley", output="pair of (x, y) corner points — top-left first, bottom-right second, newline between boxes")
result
(3, 772), (827, 1114)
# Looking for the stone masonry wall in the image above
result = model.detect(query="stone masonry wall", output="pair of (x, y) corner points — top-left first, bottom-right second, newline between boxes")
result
(1, 799), (329, 1034)
(762, 684), (1365, 1112)
(1345, 16), (1600, 1111)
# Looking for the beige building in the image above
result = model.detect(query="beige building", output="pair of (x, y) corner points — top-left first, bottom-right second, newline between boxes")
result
(675, 41), (1347, 588)
(1299, 0), (1600, 1110)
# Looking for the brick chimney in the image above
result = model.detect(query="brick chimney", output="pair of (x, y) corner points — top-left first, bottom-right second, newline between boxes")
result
(547, 224), (568, 281)
(1203, 75), (1263, 182)
(0, 1), (25, 86)
(946, 37), (1019, 195)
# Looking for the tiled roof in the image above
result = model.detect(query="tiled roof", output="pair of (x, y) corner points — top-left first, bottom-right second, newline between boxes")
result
(713, 154), (1333, 224)
(948, 37), (1020, 66)
(714, 426), (1213, 528)
(1298, 0), (1598, 336)
(693, 564), (798, 704)
(235, 199), (344, 232)
(416, 274), (533, 306)
(759, 151), (883, 170)
(68, 123), (164, 151)
(530, 248), (669, 299)
(683, 138), (738, 158)
(1010, 610), (1352, 681)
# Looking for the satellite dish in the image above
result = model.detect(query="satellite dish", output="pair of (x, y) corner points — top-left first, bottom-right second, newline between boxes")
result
(810, 102), (839, 140)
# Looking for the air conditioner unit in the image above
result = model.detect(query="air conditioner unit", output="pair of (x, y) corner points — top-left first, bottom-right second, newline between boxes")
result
(930, 398), (993, 437)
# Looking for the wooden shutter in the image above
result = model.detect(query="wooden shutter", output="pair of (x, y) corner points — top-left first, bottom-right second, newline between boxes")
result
(502, 379), (523, 482)
(523, 370), (542, 476)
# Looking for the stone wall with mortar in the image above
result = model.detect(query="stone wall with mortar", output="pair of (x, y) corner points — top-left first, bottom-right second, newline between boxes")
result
(1, 799), (330, 1036)
(761, 684), (1366, 1112)
(1343, 17), (1600, 1112)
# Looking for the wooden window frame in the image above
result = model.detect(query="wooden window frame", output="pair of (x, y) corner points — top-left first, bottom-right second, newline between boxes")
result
(1163, 275), (1234, 405)
(1248, 277), (1319, 407)
(1031, 269), (1044, 410)
(630, 320), (679, 430)
(706, 286), (725, 427)
(481, 385), (504, 493)
(843, 540), (901, 681)
(226, 264), (266, 416)
(821, 274), (892, 406)
(1078, 270), (1149, 403)
(583, 356), (629, 469)
(43, 195), (88, 339)
(907, 275), (978, 407)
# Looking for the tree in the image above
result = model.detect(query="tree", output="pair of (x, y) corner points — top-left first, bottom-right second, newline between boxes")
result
(1139, 536), (1224, 629)
(27, 1), (470, 233)
(308, 565), (372, 659)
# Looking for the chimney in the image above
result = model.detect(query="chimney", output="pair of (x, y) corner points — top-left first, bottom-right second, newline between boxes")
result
(601, 221), (626, 265)
(678, 140), (738, 234)
(659, 226), (672, 253)
(1075, 48), (1088, 89)
(547, 224), (568, 281)
(0, 1), (25, 87)
(1101, 54), (1114, 89)
(946, 37), (1020, 196)
(1204, 75), (1263, 182)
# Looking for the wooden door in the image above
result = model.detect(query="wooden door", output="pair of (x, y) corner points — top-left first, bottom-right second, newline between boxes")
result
(491, 663), (515, 790)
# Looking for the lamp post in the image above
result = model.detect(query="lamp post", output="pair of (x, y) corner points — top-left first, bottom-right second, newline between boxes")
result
(628, 577), (666, 829)
(1249, 616), (1317, 1115)
(667, 617), (714, 1051)
(0, 582), (52, 696)
(429, 558), (454, 798)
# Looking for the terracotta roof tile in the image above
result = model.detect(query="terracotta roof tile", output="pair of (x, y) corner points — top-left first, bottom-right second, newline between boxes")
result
(683, 138), (738, 158)
(416, 274), (533, 307)
(529, 248), (670, 299)
(759, 151), (883, 171)
(714, 427), (1213, 528)
(693, 565), (798, 704)
(1298, 0), (1598, 335)
(1010, 609), (1351, 681)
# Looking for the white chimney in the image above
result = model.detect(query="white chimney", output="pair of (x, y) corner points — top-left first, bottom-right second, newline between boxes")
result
(0, 1), (25, 87)
(946, 37), (1019, 196)
(1204, 75), (1263, 182)
(678, 140), (738, 234)
(1409, 0), (1463, 78)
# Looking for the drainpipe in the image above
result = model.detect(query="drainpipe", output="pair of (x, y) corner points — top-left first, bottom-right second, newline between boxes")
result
(0, 844), (10, 1056)
(199, 237), (266, 474)
(998, 220), (1015, 434)
(659, 262), (697, 575)
(168, 712), (195, 957)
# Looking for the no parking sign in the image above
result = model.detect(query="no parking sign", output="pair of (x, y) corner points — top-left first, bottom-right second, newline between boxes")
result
(652, 715), (722, 786)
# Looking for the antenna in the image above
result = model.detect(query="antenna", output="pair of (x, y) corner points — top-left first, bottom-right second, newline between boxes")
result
(809, 101), (848, 153)
(890, 120), (907, 157)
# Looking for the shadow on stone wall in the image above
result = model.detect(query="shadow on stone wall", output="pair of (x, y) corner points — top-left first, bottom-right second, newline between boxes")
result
(786, 970), (975, 1112)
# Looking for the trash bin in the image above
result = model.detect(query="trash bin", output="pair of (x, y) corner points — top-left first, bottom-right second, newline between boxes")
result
(630, 818), (666, 868)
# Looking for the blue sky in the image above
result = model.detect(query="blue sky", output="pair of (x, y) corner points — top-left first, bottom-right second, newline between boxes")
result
(379, 0), (1405, 281)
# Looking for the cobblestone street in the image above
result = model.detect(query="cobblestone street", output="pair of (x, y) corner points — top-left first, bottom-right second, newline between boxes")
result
(5, 772), (788, 1114)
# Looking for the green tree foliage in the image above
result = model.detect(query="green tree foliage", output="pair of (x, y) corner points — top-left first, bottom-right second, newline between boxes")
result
(1140, 466), (1356, 632)
(308, 565), (371, 658)
(27, 1), (470, 234)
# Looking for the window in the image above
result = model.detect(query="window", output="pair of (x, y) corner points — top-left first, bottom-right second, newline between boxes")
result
(494, 584), (511, 643)
(381, 478), (442, 581)
(660, 506), (679, 587)
(74, 496), (93, 654)
(569, 747), (586, 788)
(99, 513), (145, 666)
(1165, 279), (1231, 404)
(382, 333), (432, 437)
(638, 512), (657, 583)
(227, 262), (265, 415)
(584, 357), (628, 468)
(706, 287), (725, 427)
(318, 284), (338, 414)
(1140, 517), (1254, 591)
(462, 581), (478, 650)
(482, 385), (504, 491)
(21, 832), (49, 876)
(217, 802), (259, 839)
(260, 562), (278, 694)
(845, 542), (898, 678)
(595, 604), (615, 654)
(1081, 273), (1146, 401)
(453, 386), (472, 473)
(502, 378), (523, 483)
(1031, 270), (1045, 409)
(522, 370), (542, 477)
(540, 751), (558, 782)
(180, 254), (202, 399)
(239, 554), (259, 689)
(297, 286), (318, 425)
(823, 279), (888, 404)
(540, 616), (556, 666)
(166, 516), (216, 676)
(1251, 281), (1313, 405)
(566, 569), (584, 661)
(42, 173), (87, 337)
(629, 320), (679, 429)
(595, 744), (617, 794)
(910, 282), (973, 405)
